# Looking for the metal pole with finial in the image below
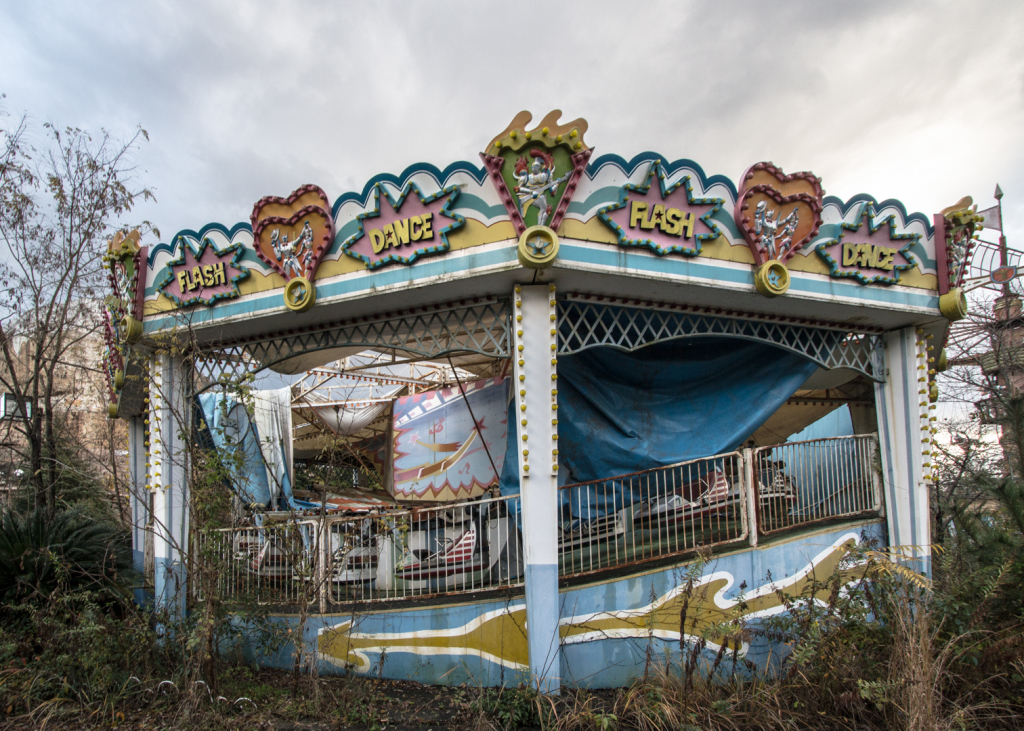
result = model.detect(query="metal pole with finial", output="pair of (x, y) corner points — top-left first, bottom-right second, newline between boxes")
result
(996, 184), (1008, 298)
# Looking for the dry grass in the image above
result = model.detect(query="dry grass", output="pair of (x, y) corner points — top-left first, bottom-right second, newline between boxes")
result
(2, 543), (1022, 730)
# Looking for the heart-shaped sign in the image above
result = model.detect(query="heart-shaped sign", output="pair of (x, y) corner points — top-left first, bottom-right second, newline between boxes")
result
(734, 163), (823, 265)
(251, 184), (334, 281)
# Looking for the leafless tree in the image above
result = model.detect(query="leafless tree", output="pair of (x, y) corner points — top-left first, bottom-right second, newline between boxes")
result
(0, 104), (153, 519)
(933, 286), (1023, 541)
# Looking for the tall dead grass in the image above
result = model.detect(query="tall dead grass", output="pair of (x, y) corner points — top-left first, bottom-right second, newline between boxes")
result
(538, 543), (1023, 731)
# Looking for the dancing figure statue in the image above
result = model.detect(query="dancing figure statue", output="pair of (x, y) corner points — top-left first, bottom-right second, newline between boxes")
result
(513, 149), (570, 228)
(271, 220), (314, 279)
(114, 265), (133, 305)
(754, 200), (799, 260)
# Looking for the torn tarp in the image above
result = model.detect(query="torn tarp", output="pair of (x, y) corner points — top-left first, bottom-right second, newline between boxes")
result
(499, 337), (820, 518)
(196, 390), (295, 510)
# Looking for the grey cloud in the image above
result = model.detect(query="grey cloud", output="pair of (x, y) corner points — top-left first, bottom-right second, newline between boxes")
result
(1, 0), (1022, 247)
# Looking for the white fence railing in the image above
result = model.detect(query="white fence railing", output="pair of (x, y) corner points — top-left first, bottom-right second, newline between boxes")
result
(558, 452), (747, 579)
(753, 435), (881, 536)
(194, 435), (881, 607)
(195, 493), (523, 607)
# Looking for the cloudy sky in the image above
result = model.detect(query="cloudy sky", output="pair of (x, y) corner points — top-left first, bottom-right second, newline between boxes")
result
(2, 0), (1022, 250)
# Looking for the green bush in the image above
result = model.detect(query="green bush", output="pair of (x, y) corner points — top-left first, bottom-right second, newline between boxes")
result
(0, 591), (158, 715)
(474, 684), (541, 731)
(0, 505), (131, 602)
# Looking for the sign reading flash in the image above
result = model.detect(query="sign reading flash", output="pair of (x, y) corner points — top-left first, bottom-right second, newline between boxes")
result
(598, 160), (724, 257)
(156, 237), (249, 307)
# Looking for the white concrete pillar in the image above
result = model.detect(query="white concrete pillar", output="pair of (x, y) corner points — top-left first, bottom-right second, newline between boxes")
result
(148, 352), (191, 616)
(512, 284), (561, 694)
(128, 416), (148, 574)
(743, 448), (758, 548)
(874, 327), (934, 572)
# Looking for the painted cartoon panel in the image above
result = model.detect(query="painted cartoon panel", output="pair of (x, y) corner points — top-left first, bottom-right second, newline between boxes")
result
(391, 377), (509, 501)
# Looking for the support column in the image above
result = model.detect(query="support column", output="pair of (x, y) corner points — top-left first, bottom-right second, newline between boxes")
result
(128, 416), (148, 574)
(743, 448), (758, 548)
(512, 284), (561, 694)
(874, 327), (934, 572)
(147, 352), (191, 616)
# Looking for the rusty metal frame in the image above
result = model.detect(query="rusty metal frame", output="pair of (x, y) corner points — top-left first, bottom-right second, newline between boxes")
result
(557, 451), (749, 580)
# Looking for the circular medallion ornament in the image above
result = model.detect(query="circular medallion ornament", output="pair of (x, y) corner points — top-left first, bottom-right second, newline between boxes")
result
(284, 276), (316, 312)
(938, 287), (968, 322)
(517, 225), (559, 269)
(753, 259), (790, 298)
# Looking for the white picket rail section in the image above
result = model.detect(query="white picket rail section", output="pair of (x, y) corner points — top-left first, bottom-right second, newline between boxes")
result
(558, 452), (747, 579)
(195, 493), (524, 607)
(193, 434), (881, 607)
(754, 434), (881, 536)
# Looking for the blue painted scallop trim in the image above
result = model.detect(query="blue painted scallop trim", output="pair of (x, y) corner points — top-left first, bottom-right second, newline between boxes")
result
(586, 152), (739, 199)
(145, 159), (939, 314)
(328, 160), (488, 220)
(148, 222), (253, 267)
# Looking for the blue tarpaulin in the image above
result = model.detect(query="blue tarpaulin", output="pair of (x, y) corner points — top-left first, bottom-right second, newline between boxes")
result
(196, 393), (295, 510)
(499, 337), (819, 518)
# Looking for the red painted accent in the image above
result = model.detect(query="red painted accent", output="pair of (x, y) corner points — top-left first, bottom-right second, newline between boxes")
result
(734, 163), (824, 266)
(550, 148), (593, 233)
(133, 245), (148, 320)
(250, 184), (331, 227)
(250, 184), (334, 283)
(481, 153), (524, 235)
(933, 213), (950, 296)
(482, 146), (592, 236)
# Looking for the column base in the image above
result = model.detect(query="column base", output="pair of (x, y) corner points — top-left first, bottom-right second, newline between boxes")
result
(525, 562), (561, 694)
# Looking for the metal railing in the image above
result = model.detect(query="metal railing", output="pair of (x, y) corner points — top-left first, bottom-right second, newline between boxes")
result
(558, 452), (747, 579)
(193, 435), (882, 608)
(325, 493), (523, 605)
(196, 493), (523, 607)
(195, 519), (319, 606)
(754, 434), (881, 535)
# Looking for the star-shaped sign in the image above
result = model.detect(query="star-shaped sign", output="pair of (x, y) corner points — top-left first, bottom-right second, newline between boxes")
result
(598, 160), (725, 256)
(816, 202), (919, 285)
(341, 182), (465, 270)
(157, 236), (250, 307)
